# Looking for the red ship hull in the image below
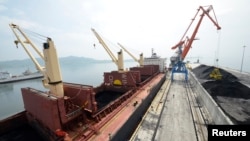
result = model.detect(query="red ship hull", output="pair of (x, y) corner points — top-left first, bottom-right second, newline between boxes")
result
(0, 65), (166, 141)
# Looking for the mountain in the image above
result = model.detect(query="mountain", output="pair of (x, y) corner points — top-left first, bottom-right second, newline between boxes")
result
(0, 56), (134, 70)
(0, 56), (111, 69)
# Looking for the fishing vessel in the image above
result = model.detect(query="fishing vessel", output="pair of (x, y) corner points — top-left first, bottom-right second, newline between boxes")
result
(0, 24), (166, 141)
(0, 69), (43, 84)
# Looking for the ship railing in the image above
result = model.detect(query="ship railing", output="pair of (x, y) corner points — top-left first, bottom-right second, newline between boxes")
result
(65, 107), (82, 118)
(138, 71), (159, 86)
(63, 82), (94, 89)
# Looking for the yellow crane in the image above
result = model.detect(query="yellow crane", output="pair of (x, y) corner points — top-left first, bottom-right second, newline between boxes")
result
(117, 43), (144, 67)
(9, 23), (64, 97)
(91, 28), (124, 72)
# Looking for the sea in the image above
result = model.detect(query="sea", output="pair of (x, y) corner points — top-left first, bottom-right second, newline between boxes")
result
(0, 57), (137, 120)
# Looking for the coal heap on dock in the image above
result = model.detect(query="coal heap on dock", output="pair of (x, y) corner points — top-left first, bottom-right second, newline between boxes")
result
(191, 64), (250, 124)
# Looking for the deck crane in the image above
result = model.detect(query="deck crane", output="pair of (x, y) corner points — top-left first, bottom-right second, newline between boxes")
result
(170, 5), (221, 81)
(9, 23), (64, 97)
(91, 28), (124, 72)
(117, 43), (144, 67)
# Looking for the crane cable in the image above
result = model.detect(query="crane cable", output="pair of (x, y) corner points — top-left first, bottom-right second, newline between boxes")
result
(91, 28), (120, 52)
(212, 5), (221, 68)
(22, 28), (48, 43)
(215, 30), (221, 68)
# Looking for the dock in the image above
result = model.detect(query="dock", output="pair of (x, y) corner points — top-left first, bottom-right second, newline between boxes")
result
(130, 73), (208, 141)
(130, 63), (250, 141)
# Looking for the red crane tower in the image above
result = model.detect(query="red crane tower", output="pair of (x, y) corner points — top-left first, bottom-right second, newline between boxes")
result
(170, 5), (221, 81)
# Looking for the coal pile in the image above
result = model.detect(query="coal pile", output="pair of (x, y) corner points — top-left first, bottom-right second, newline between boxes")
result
(192, 64), (250, 124)
(95, 91), (123, 109)
(202, 81), (250, 99)
(0, 125), (44, 141)
(192, 64), (238, 81)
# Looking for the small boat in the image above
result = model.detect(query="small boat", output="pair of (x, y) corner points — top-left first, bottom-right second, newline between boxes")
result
(0, 69), (43, 84)
(0, 71), (13, 81)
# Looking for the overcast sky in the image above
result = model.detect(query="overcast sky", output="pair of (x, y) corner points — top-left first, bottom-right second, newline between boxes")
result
(0, 0), (249, 72)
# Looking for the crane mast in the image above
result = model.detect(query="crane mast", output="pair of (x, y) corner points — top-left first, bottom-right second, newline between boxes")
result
(117, 43), (144, 67)
(9, 23), (64, 97)
(91, 28), (124, 71)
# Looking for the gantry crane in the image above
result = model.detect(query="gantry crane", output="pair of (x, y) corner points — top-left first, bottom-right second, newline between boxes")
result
(117, 43), (144, 67)
(170, 5), (221, 81)
(9, 23), (64, 97)
(91, 28), (124, 72)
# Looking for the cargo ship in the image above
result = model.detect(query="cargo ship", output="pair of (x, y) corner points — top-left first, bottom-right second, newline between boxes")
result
(0, 69), (43, 84)
(0, 24), (167, 141)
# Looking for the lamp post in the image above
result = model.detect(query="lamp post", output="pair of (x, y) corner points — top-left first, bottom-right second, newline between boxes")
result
(240, 45), (246, 72)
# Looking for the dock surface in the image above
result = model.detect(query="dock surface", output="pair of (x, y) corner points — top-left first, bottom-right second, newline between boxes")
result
(131, 73), (208, 141)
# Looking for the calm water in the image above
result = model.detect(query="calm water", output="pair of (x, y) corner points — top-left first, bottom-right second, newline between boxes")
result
(0, 61), (137, 120)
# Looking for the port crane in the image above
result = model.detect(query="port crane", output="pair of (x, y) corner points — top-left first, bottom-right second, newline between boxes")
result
(117, 43), (144, 67)
(9, 23), (64, 97)
(91, 28), (124, 72)
(170, 5), (221, 81)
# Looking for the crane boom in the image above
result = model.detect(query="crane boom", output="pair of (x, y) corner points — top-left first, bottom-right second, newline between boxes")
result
(9, 23), (64, 97)
(181, 5), (221, 60)
(9, 24), (45, 72)
(117, 43), (144, 67)
(91, 28), (124, 71)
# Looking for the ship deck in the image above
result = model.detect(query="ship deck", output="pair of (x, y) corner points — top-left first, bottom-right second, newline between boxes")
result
(87, 73), (166, 141)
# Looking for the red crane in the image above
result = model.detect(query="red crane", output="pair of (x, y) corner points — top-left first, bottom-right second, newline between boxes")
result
(170, 5), (221, 81)
(172, 5), (221, 60)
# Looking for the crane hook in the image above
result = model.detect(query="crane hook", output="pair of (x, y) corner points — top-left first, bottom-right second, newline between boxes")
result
(14, 40), (19, 48)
